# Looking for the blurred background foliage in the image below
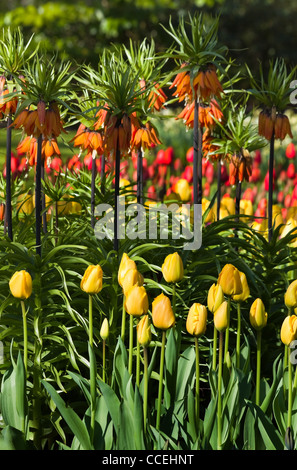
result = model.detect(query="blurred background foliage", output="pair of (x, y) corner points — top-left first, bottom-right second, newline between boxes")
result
(0, 0), (297, 72)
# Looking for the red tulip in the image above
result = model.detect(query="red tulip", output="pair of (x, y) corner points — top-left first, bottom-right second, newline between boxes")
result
(254, 149), (262, 165)
(287, 162), (295, 179)
(286, 142), (296, 159)
(186, 146), (194, 162)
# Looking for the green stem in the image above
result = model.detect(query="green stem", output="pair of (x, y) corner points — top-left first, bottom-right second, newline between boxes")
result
(143, 346), (148, 429)
(136, 319), (140, 387)
(217, 330), (224, 450)
(236, 302), (241, 369)
(212, 325), (217, 371)
(102, 340), (106, 383)
(194, 336), (200, 434)
(129, 314), (134, 375)
(21, 300), (28, 375)
(288, 345), (293, 429)
(256, 329), (262, 406)
(121, 295), (126, 340)
(89, 295), (93, 347)
(156, 330), (166, 431)
(33, 277), (43, 450)
(224, 297), (231, 363)
(88, 295), (96, 444)
(172, 283), (176, 317)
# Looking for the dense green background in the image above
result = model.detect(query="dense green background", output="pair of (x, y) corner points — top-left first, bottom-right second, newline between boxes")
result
(0, 0), (296, 70)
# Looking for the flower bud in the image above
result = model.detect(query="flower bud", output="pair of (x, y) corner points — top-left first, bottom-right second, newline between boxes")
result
(152, 293), (175, 330)
(213, 301), (229, 332)
(284, 280), (297, 309)
(280, 314), (297, 346)
(174, 178), (191, 202)
(100, 318), (109, 341)
(80, 265), (103, 295)
(249, 298), (267, 331)
(125, 285), (149, 317)
(118, 253), (137, 287)
(232, 271), (250, 303)
(162, 252), (184, 283)
(186, 303), (207, 337)
(9, 270), (32, 300)
(217, 264), (242, 296)
(137, 314), (152, 347)
(122, 268), (144, 296)
(207, 283), (224, 313)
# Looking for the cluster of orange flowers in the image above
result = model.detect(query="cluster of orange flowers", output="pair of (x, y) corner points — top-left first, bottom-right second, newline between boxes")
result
(228, 151), (253, 185)
(258, 109), (293, 141)
(176, 98), (223, 130)
(0, 76), (18, 118)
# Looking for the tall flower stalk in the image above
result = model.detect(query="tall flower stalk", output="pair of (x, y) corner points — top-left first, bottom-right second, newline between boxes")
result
(247, 59), (296, 242)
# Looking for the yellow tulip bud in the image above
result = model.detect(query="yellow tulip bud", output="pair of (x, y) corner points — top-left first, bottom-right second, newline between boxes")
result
(118, 253), (137, 287)
(122, 268), (144, 296)
(152, 293), (175, 330)
(249, 298), (267, 331)
(162, 252), (184, 284)
(100, 318), (109, 341)
(280, 314), (297, 346)
(80, 265), (103, 295)
(186, 303), (207, 337)
(207, 283), (224, 313)
(17, 194), (34, 216)
(9, 270), (32, 300)
(213, 301), (229, 332)
(232, 271), (250, 303)
(284, 280), (297, 309)
(125, 285), (149, 317)
(174, 178), (191, 202)
(217, 264), (243, 296)
(137, 314), (151, 347)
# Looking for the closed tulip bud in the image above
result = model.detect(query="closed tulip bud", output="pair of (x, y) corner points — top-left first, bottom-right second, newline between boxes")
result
(100, 318), (109, 341)
(174, 178), (191, 202)
(232, 271), (250, 303)
(186, 303), (207, 337)
(122, 268), (144, 296)
(249, 298), (267, 331)
(137, 314), (152, 347)
(162, 252), (184, 283)
(284, 280), (297, 309)
(9, 270), (32, 300)
(218, 264), (242, 296)
(213, 301), (229, 332)
(280, 314), (297, 346)
(80, 265), (103, 295)
(152, 293), (175, 330)
(125, 285), (149, 317)
(118, 253), (137, 287)
(207, 283), (224, 313)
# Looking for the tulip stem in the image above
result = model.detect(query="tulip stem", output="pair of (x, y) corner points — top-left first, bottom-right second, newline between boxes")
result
(236, 303), (241, 369)
(172, 283), (176, 317)
(102, 339), (106, 383)
(5, 113), (13, 241)
(129, 314), (133, 375)
(143, 346), (148, 428)
(216, 158), (221, 221)
(212, 326), (217, 371)
(256, 329), (262, 406)
(287, 345), (293, 429)
(88, 295), (96, 444)
(194, 336), (200, 434)
(89, 295), (93, 347)
(121, 296), (126, 341)
(156, 330), (166, 431)
(136, 321), (140, 387)
(217, 330), (224, 450)
(224, 297), (231, 363)
(21, 300), (28, 375)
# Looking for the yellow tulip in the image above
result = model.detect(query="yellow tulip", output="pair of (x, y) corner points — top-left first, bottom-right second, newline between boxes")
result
(80, 264), (103, 295)
(100, 318), (109, 341)
(152, 293), (175, 330)
(125, 285), (149, 317)
(232, 271), (250, 303)
(17, 194), (34, 216)
(284, 280), (297, 309)
(122, 268), (144, 296)
(249, 298), (267, 331)
(240, 199), (253, 217)
(207, 283), (224, 313)
(118, 253), (137, 287)
(186, 303), (207, 337)
(213, 301), (229, 332)
(202, 198), (216, 224)
(174, 178), (191, 202)
(220, 195), (235, 218)
(137, 314), (152, 347)
(217, 264), (242, 296)
(280, 314), (297, 346)
(281, 218), (297, 247)
(9, 270), (32, 300)
(162, 252), (184, 283)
